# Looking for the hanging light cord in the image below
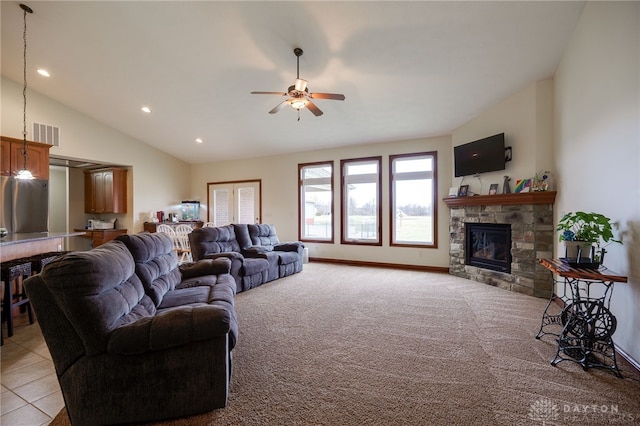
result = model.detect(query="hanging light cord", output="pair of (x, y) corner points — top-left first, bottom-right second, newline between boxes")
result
(21, 4), (31, 168)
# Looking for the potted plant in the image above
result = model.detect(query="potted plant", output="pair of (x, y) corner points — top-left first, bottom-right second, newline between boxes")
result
(556, 211), (622, 267)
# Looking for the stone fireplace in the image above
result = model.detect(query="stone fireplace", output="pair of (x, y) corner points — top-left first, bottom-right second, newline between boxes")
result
(444, 192), (556, 297)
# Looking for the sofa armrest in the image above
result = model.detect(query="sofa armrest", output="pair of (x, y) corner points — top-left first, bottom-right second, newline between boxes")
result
(179, 258), (231, 279)
(274, 241), (304, 254)
(204, 252), (244, 262)
(107, 305), (231, 355)
(242, 246), (270, 258)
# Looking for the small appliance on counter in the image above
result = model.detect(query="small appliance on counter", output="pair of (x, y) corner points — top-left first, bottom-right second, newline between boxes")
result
(181, 201), (200, 221)
(87, 218), (117, 230)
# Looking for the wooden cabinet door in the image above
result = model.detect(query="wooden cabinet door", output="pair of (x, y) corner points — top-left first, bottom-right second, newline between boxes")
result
(109, 168), (127, 213)
(0, 140), (11, 176)
(84, 171), (98, 213)
(84, 168), (127, 214)
(1, 137), (50, 178)
(11, 143), (49, 179)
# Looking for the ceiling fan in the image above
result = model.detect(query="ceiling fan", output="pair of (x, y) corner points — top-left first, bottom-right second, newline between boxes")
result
(251, 48), (345, 118)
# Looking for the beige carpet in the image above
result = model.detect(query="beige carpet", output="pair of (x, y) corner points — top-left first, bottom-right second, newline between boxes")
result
(51, 263), (640, 425)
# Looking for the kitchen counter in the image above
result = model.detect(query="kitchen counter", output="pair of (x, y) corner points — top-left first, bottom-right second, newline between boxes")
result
(0, 231), (85, 247)
(0, 231), (85, 262)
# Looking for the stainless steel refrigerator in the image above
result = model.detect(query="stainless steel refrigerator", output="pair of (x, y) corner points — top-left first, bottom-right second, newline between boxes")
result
(1, 176), (49, 233)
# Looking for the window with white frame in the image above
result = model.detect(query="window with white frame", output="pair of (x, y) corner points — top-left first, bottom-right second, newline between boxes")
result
(390, 152), (437, 247)
(299, 162), (333, 242)
(341, 157), (382, 245)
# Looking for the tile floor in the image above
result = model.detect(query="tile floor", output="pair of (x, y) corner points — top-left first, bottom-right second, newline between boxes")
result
(1, 315), (64, 426)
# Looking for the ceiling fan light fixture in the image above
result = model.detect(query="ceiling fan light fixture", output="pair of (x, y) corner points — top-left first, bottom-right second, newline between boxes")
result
(294, 78), (307, 92)
(290, 99), (308, 110)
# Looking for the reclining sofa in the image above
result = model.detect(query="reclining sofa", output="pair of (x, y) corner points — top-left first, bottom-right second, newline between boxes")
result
(189, 223), (304, 293)
(24, 232), (238, 425)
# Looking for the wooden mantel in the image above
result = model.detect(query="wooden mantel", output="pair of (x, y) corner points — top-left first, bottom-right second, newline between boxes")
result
(443, 191), (556, 207)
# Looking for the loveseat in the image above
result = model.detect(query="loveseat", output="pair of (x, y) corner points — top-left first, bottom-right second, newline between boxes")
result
(189, 223), (304, 292)
(24, 232), (238, 425)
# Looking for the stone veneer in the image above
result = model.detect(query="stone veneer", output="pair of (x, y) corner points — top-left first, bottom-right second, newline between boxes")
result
(445, 193), (556, 298)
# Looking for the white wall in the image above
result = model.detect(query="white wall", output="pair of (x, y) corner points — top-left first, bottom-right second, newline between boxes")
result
(554, 2), (640, 364)
(1, 76), (192, 235)
(191, 136), (453, 268)
(451, 79), (555, 195)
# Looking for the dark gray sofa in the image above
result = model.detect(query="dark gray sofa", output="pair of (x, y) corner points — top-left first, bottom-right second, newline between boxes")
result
(189, 223), (304, 292)
(24, 232), (237, 425)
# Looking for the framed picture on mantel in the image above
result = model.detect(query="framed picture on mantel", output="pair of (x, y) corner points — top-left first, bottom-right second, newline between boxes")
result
(489, 183), (499, 195)
(458, 185), (469, 197)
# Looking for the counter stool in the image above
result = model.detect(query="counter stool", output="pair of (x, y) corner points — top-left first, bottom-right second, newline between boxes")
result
(1, 258), (34, 344)
(29, 251), (70, 275)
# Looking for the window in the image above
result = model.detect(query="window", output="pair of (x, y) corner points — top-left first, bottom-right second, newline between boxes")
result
(341, 157), (382, 245)
(299, 162), (333, 242)
(390, 152), (437, 247)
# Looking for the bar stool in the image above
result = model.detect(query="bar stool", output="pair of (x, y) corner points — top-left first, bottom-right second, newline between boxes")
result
(29, 251), (70, 275)
(1, 258), (34, 344)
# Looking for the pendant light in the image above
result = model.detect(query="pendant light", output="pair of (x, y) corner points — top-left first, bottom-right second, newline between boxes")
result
(16, 3), (34, 180)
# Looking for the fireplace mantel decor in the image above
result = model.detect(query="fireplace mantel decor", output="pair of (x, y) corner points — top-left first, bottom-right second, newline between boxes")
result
(445, 191), (557, 297)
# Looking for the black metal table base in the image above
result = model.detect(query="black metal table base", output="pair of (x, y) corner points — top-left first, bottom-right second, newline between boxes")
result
(536, 270), (623, 378)
(550, 299), (622, 377)
(535, 277), (571, 339)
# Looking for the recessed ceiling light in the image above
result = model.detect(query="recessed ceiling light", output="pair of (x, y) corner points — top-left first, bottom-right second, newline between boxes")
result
(141, 106), (151, 113)
(37, 69), (50, 77)
(195, 138), (203, 144)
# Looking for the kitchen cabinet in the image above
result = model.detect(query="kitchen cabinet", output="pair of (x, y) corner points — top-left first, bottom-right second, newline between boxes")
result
(74, 229), (127, 247)
(1, 136), (51, 179)
(84, 168), (127, 214)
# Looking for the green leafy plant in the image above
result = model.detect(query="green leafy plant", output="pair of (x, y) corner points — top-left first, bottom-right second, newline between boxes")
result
(556, 211), (621, 246)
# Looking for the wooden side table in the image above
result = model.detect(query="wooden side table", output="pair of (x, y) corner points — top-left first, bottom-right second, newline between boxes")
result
(537, 258), (627, 377)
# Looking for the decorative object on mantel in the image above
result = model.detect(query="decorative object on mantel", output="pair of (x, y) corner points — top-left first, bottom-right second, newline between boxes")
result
(489, 183), (498, 195)
(532, 170), (553, 191)
(514, 178), (532, 193)
(458, 185), (469, 197)
(15, 3), (35, 180)
(556, 211), (622, 269)
(502, 175), (511, 193)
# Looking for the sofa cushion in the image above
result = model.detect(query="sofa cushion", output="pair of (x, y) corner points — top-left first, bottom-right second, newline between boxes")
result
(115, 232), (181, 306)
(276, 251), (300, 265)
(242, 257), (270, 276)
(190, 225), (242, 259)
(247, 224), (280, 248)
(40, 241), (156, 355)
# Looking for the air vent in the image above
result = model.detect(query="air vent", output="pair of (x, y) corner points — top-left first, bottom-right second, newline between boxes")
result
(32, 122), (60, 147)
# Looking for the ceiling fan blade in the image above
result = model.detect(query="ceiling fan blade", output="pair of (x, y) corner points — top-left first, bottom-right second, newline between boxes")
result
(251, 91), (287, 96)
(268, 100), (291, 114)
(305, 100), (323, 116)
(309, 92), (345, 101)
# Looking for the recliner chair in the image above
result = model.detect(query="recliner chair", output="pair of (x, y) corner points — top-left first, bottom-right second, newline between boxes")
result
(24, 235), (237, 425)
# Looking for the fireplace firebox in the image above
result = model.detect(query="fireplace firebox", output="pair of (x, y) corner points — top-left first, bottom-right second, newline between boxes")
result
(465, 223), (512, 273)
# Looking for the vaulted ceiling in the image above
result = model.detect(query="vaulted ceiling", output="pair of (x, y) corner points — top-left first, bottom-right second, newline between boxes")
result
(1, 1), (585, 164)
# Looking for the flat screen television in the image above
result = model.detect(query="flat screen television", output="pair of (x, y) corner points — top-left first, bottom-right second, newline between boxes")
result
(454, 133), (506, 177)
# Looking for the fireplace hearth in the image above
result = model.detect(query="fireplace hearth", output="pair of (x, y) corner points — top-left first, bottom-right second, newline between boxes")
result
(465, 223), (511, 273)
